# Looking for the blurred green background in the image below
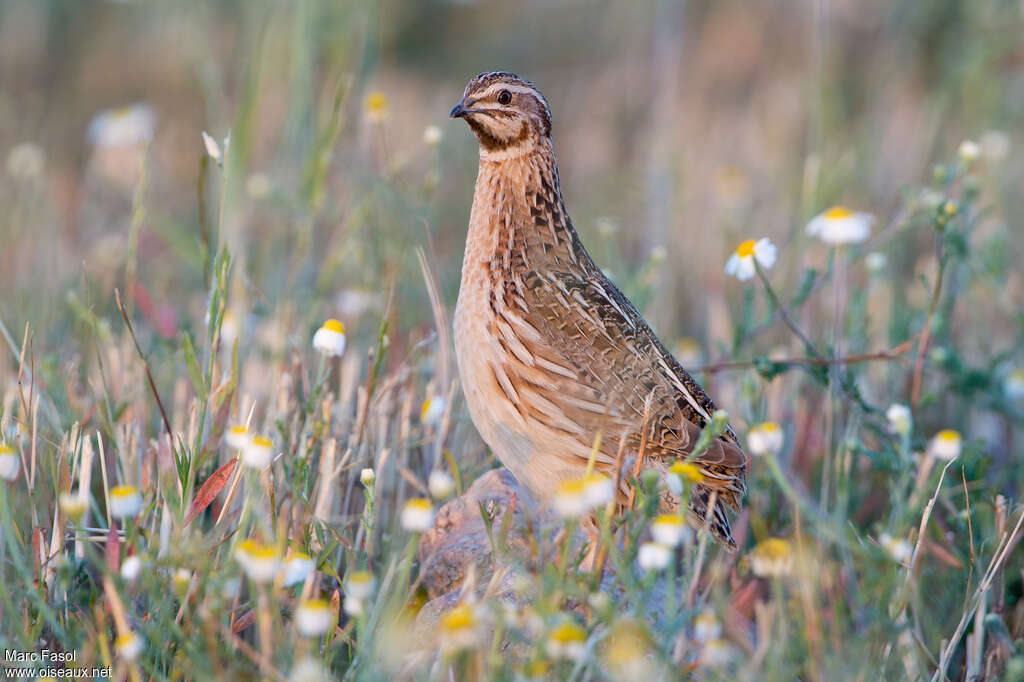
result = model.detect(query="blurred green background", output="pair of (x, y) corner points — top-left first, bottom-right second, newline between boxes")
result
(1, 0), (1022, 436)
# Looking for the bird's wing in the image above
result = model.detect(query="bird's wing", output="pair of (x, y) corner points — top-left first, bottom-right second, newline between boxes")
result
(491, 261), (747, 506)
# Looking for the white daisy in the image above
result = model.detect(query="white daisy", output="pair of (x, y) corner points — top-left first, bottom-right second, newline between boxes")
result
(0, 443), (19, 481)
(87, 104), (156, 148)
(636, 542), (672, 572)
(957, 139), (980, 163)
(296, 599), (334, 637)
(879, 532), (912, 564)
(806, 206), (874, 245)
(420, 396), (446, 426)
(282, 552), (315, 587)
(400, 498), (434, 532)
(747, 422), (784, 457)
(312, 319), (346, 357)
(929, 429), (961, 461)
(428, 470), (456, 500)
(724, 238), (777, 282)
(109, 485), (142, 519)
(650, 515), (688, 547)
(242, 435), (274, 469)
(749, 538), (793, 577)
(886, 404), (912, 438)
(545, 620), (587, 661)
(1004, 369), (1024, 401)
(423, 125), (443, 146)
(115, 632), (144, 660)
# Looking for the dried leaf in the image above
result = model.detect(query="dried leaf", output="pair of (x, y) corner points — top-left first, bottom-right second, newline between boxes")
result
(184, 458), (238, 526)
(106, 527), (120, 575)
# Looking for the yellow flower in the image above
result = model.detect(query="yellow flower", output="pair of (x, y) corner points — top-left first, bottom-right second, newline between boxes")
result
(602, 619), (656, 680)
(667, 460), (704, 495)
(172, 568), (192, 598)
(234, 539), (280, 583)
(546, 619), (587, 661)
(312, 318), (346, 357)
(115, 632), (144, 660)
(943, 200), (958, 217)
(749, 537), (793, 577)
(364, 92), (390, 122)
(439, 603), (480, 652)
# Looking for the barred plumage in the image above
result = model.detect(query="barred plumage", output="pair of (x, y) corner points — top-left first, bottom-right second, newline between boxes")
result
(451, 72), (747, 549)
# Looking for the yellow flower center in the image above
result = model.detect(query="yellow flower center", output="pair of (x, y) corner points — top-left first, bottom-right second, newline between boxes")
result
(440, 604), (476, 632)
(420, 398), (435, 420)
(556, 478), (587, 497)
(759, 421), (780, 432)
(652, 514), (684, 528)
(669, 461), (705, 483)
(943, 201), (958, 216)
(824, 206), (852, 220)
(322, 319), (345, 334)
(348, 570), (373, 586)
(228, 425), (247, 435)
(936, 429), (960, 443)
(735, 240), (756, 258)
(0, 443), (14, 455)
(300, 599), (330, 612)
(752, 537), (792, 560)
(110, 485), (138, 499)
(364, 92), (389, 115)
(251, 436), (273, 448)
(549, 621), (586, 643)
(404, 497), (432, 512)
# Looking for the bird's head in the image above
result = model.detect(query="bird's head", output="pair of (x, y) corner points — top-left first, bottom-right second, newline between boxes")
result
(450, 72), (552, 155)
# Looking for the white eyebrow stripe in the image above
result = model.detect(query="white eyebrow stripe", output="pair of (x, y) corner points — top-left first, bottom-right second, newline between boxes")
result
(473, 83), (539, 102)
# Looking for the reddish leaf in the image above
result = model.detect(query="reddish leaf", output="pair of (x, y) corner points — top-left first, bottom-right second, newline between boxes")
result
(32, 527), (44, 574)
(184, 458), (238, 526)
(231, 609), (256, 634)
(106, 526), (120, 575)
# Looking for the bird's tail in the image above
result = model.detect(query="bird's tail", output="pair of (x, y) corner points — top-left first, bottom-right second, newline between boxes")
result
(687, 484), (737, 551)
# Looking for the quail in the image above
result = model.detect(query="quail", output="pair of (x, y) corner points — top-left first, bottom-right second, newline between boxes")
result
(450, 72), (747, 549)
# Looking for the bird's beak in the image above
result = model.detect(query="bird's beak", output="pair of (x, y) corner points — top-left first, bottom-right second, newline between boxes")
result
(449, 102), (469, 119)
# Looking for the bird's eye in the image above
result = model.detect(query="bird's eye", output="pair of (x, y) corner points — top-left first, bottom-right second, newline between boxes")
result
(497, 90), (512, 105)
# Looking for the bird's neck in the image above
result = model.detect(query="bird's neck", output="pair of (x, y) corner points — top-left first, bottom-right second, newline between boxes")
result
(463, 139), (585, 280)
